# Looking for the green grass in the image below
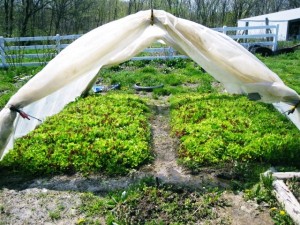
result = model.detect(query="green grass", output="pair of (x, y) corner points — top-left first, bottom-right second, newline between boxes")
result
(4, 46), (56, 66)
(259, 50), (300, 93)
(0, 66), (43, 109)
(99, 59), (214, 96)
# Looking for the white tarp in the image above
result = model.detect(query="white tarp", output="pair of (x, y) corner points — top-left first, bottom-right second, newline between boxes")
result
(0, 10), (299, 158)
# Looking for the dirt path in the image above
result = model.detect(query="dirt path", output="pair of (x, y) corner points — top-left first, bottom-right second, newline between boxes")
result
(146, 99), (187, 183)
(0, 95), (274, 225)
(142, 97), (228, 189)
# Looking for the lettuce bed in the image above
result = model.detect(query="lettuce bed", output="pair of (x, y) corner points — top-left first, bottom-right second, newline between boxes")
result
(171, 94), (300, 170)
(1, 94), (152, 175)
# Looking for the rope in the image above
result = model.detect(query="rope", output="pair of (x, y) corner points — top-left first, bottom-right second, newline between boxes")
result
(9, 105), (42, 122)
(151, 9), (154, 25)
(282, 100), (300, 115)
(150, 0), (154, 25)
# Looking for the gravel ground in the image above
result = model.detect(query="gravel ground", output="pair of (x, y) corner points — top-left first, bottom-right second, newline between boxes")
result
(0, 188), (87, 225)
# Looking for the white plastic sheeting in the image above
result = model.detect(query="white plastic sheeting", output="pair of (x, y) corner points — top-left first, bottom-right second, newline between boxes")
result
(0, 10), (300, 158)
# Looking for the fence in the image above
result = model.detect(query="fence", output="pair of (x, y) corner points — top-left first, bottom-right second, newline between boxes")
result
(0, 25), (279, 68)
(213, 24), (279, 51)
(0, 34), (81, 68)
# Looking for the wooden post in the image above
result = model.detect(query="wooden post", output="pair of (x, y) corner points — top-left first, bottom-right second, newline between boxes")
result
(0, 36), (8, 68)
(272, 172), (300, 180)
(264, 168), (300, 225)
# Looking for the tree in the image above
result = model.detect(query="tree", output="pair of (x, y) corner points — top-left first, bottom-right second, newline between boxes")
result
(4, 0), (14, 37)
(128, 0), (146, 14)
(18, 0), (50, 36)
(0, 0), (299, 36)
(288, 0), (300, 8)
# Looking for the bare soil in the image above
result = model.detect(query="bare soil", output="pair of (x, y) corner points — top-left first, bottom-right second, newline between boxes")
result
(0, 95), (274, 225)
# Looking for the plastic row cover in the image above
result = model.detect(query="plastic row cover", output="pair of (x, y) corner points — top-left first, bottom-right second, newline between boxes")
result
(0, 10), (299, 158)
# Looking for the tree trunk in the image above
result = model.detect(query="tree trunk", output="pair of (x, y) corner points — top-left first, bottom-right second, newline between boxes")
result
(4, 0), (14, 37)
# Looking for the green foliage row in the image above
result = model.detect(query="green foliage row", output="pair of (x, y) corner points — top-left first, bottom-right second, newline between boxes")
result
(0, 93), (152, 175)
(170, 93), (300, 171)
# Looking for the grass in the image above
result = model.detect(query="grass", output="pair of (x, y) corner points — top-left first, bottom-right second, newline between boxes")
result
(260, 50), (300, 93)
(0, 66), (43, 109)
(99, 58), (214, 97)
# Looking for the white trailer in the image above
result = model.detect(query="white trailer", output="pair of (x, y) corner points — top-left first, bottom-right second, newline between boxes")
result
(238, 8), (300, 41)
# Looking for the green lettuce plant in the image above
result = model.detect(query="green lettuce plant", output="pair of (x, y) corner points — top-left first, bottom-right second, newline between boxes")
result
(0, 93), (152, 175)
(170, 93), (300, 170)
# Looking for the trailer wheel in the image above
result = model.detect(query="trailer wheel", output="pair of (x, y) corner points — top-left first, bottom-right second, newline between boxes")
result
(248, 45), (261, 52)
(250, 46), (273, 57)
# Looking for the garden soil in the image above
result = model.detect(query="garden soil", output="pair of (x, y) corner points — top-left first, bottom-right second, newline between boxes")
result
(0, 95), (274, 225)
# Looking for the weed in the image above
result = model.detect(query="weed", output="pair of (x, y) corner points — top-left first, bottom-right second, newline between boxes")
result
(0, 204), (4, 213)
(79, 178), (230, 225)
(49, 209), (61, 220)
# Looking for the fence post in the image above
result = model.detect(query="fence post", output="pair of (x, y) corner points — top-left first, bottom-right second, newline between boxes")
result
(0, 36), (8, 68)
(244, 22), (249, 43)
(222, 26), (227, 35)
(273, 24), (279, 51)
(168, 47), (174, 59)
(55, 34), (61, 54)
(265, 17), (273, 42)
